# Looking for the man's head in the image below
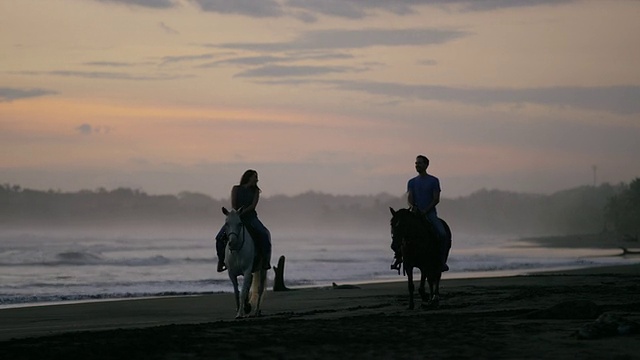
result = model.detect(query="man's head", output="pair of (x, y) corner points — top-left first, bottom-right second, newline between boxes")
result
(415, 155), (429, 174)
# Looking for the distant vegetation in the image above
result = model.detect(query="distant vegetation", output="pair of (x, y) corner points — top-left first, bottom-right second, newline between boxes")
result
(1, 179), (638, 237)
(605, 178), (640, 240)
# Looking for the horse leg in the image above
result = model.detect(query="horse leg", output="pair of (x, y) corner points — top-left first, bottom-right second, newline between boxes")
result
(237, 272), (253, 319)
(407, 268), (415, 310)
(230, 276), (241, 316)
(433, 272), (442, 302)
(427, 272), (442, 308)
(252, 269), (267, 317)
(418, 271), (428, 303)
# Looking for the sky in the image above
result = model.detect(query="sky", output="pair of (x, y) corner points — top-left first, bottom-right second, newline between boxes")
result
(2, 0), (639, 200)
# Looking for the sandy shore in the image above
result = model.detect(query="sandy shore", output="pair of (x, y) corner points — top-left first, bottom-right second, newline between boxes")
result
(1, 233), (639, 359)
(1, 260), (639, 359)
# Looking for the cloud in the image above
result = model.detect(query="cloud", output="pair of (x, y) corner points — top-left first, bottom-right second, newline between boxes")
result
(204, 28), (467, 78)
(289, 10), (318, 23)
(285, 0), (415, 19)
(159, 21), (179, 35)
(418, 59), (438, 66)
(442, 0), (577, 12)
(14, 70), (193, 81)
(76, 124), (94, 135)
(90, 0), (575, 21)
(199, 55), (288, 68)
(327, 80), (640, 114)
(284, 0), (575, 19)
(89, 0), (576, 19)
(83, 61), (137, 67)
(94, 0), (178, 8)
(190, 0), (284, 17)
(197, 52), (353, 68)
(75, 123), (112, 135)
(159, 53), (215, 65)
(234, 65), (355, 78)
(0, 87), (57, 102)
(213, 28), (470, 52)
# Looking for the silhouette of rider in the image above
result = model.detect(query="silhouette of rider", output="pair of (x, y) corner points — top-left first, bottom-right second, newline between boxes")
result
(215, 169), (271, 272)
(391, 155), (449, 271)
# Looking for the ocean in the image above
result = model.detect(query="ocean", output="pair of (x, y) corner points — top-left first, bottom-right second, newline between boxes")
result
(0, 226), (636, 308)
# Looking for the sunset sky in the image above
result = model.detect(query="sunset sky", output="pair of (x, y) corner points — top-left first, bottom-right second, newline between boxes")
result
(2, 0), (639, 199)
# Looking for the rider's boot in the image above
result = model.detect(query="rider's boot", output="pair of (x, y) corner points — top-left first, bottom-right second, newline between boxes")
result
(217, 257), (227, 272)
(390, 253), (402, 270)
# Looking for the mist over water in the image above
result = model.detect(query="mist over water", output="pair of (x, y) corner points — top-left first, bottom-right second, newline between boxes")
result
(1, 222), (634, 308)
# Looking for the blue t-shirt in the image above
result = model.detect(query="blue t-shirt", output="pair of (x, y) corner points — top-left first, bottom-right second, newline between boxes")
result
(407, 174), (441, 214)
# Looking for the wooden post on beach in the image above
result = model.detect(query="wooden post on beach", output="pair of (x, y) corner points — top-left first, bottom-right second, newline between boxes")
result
(273, 255), (290, 291)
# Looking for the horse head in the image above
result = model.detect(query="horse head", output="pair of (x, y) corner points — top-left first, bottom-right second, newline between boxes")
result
(390, 207), (420, 243)
(389, 207), (437, 249)
(222, 206), (246, 251)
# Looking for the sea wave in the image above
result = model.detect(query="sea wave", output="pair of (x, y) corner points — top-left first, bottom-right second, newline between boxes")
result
(0, 279), (230, 307)
(0, 252), (214, 267)
(0, 291), (214, 308)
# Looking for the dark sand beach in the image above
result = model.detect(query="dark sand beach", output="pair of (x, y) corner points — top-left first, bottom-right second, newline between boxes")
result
(1, 235), (639, 359)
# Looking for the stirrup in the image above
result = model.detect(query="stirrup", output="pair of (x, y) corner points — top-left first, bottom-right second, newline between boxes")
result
(217, 261), (227, 272)
(390, 258), (402, 271)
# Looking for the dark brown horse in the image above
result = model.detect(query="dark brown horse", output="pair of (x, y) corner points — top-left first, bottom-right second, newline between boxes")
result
(389, 207), (452, 309)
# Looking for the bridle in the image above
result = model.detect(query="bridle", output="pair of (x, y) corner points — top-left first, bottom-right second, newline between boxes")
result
(391, 214), (410, 248)
(392, 210), (428, 246)
(226, 221), (247, 252)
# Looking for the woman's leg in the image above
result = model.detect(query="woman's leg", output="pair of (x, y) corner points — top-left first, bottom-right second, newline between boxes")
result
(215, 225), (227, 272)
(251, 218), (271, 268)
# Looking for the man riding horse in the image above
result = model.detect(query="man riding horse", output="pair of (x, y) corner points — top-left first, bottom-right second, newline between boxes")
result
(391, 155), (450, 272)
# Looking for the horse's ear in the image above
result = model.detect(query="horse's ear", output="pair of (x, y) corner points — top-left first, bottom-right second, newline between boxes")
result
(389, 207), (396, 216)
(237, 206), (244, 213)
(222, 207), (229, 215)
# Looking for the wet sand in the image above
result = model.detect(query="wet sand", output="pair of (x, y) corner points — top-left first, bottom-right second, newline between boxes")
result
(1, 260), (639, 359)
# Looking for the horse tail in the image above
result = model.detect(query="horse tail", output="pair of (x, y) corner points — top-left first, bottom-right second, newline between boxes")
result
(440, 218), (452, 241)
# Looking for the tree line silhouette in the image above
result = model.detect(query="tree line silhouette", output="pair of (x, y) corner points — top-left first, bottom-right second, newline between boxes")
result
(1, 179), (638, 237)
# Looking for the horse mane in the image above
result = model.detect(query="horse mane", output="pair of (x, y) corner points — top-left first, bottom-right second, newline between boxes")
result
(393, 208), (433, 240)
(392, 208), (440, 272)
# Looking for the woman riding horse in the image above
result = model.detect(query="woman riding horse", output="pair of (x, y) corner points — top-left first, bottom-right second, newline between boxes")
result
(215, 169), (271, 272)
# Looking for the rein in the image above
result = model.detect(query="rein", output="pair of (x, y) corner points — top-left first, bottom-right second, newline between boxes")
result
(227, 223), (247, 252)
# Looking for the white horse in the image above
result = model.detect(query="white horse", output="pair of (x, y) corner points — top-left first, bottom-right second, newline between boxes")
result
(222, 207), (267, 318)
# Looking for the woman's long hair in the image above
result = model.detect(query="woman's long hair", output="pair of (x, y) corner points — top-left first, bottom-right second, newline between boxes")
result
(239, 169), (261, 192)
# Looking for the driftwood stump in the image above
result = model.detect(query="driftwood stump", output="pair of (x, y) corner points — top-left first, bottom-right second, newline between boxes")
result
(272, 255), (290, 291)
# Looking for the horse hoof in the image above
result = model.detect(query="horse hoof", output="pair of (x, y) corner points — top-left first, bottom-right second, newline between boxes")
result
(425, 300), (440, 309)
(421, 302), (436, 309)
